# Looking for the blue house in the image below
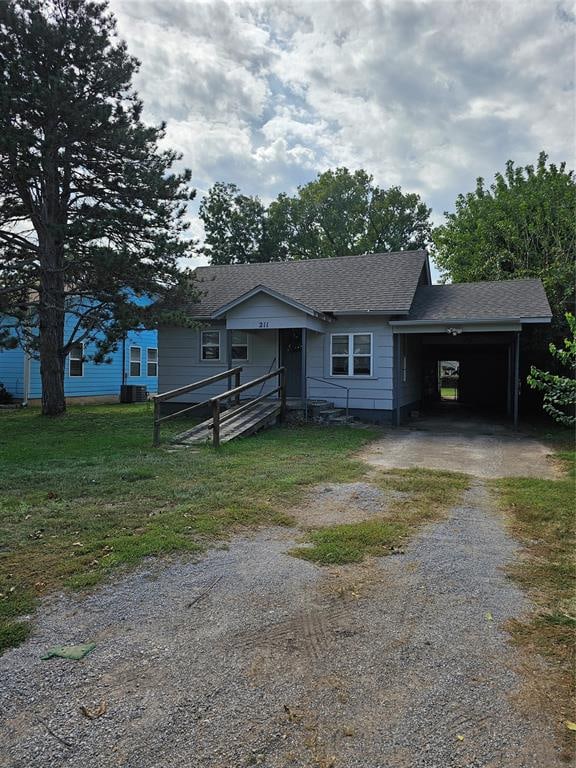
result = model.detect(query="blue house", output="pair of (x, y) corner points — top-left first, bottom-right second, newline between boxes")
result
(0, 312), (158, 404)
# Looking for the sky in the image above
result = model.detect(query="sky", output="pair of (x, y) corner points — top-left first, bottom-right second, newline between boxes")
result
(110, 0), (576, 275)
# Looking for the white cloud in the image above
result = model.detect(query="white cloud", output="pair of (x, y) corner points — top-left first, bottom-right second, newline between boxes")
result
(109, 0), (576, 241)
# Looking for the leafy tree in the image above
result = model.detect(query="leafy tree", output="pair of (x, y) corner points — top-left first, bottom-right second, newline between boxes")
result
(433, 152), (576, 334)
(198, 182), (266, 264)
(199, 168), (432, 264)
(0, 0), (195, 415)
(528, 313), (576, 426)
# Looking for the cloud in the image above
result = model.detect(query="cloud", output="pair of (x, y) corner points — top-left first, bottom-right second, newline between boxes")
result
(110, 0), (575, 261)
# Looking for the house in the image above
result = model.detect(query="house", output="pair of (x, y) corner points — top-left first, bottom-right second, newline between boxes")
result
(157, 250), (552, 427)
(0, 315), (158, 404)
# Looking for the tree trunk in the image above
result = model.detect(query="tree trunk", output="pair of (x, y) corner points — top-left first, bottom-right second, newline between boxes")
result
(38, 236), (66, 417)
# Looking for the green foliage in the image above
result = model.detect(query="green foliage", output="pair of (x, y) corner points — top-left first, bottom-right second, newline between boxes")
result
(528, 313), (576, 426)
(198, 182), (267, 265)
(0, 0), (197, 411)
(433, 152), (576, 333)
(0, 382), (13, 404)
(199, 167), (432, 264)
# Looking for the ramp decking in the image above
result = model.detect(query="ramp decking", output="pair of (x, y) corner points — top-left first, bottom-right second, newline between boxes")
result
(171, 399), (282, 446)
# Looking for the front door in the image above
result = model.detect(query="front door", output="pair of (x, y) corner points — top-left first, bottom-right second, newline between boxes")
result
(279, 328), (302, 398)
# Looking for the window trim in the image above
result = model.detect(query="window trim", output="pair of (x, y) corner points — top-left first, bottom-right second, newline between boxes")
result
(200, 330), (221, 362)
(330, 332), (373, 377)
(129, 345), (142, 377)
(147, 347), (158, 377)
(69, 342), (84, 378)
(230, 330), (249, 362)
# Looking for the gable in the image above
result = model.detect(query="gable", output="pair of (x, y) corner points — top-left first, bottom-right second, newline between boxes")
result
(183, 250), (429, 318)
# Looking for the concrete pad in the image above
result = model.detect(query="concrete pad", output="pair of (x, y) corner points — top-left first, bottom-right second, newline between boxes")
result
(359, 427), (558, 479)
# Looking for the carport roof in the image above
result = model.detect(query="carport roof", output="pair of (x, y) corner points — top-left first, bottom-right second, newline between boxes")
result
(404, 279), (552, 323)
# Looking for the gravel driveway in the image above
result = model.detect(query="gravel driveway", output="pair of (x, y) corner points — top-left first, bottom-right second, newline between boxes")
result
(0, 474), (564, 767)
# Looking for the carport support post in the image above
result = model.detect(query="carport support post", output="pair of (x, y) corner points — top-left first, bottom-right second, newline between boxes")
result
(393, 333), (401, 427)
(513, 331), (520, 429)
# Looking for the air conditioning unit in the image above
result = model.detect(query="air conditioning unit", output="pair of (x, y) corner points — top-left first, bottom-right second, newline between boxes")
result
(120, 385), (148, 403)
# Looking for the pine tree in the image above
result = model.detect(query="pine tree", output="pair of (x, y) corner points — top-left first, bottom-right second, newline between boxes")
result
(0, 0), (195, 415)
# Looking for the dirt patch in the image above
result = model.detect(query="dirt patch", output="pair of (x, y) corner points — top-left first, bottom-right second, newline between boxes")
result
(289, 482), (405, 528)
(359, 428), (559, 479)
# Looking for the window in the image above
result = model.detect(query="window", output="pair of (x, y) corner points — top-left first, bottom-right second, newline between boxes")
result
(201, 330), (220, 361)
(147, 348), (158, 377)
(129, 346), (141, 377)
(69, 343), (84, 377)
(230, 330), (248, 361)
(331, 333), (372, 376)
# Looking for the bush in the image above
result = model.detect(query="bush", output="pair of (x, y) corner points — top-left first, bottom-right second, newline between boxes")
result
(0, 382), (13, 404)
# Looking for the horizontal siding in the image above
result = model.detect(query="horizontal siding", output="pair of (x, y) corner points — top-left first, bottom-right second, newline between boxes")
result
(1, 311), (157, 399)
(159, 317), (395, 411)
(0, 345), (25, 398)
(306, 318), (393, 409)
(159, 325), (280, 402)
(226, 294), (325, 332)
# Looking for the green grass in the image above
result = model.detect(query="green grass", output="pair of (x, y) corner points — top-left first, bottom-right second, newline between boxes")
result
(440, 387), (458, 400)
(492, 437), (575, 753)
(291, 519), (407, 564)
(0, 404), (378, 652)
(291, 468), (469, 564)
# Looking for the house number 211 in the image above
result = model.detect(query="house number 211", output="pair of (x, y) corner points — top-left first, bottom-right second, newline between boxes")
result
(258, 321), (269, 328)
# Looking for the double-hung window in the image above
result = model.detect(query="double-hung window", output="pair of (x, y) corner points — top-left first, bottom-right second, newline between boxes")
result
(147, 348), (158, 377)
(129, 346), (141, 377)
(69, 343), (84, 377)
(201, 330), (220, 361)
(331, 333), (372, 376)
(230, 330), (248, 361)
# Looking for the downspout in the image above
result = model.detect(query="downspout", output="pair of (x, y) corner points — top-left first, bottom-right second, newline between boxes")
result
(121, 332), (127, 385)
(301, 328), (307, 402)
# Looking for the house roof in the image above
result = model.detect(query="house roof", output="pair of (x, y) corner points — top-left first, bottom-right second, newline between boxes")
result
(404, 279), (552, 323)
(187, 250), (429, 317)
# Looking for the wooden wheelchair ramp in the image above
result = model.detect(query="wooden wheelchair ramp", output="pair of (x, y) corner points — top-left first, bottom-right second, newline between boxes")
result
(152, 366), (286, 447)
(172, 399), (282, 446)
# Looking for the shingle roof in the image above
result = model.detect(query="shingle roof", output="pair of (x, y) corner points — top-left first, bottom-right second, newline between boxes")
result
(187, 250), (428, 317)
(406, 279), (552, 322)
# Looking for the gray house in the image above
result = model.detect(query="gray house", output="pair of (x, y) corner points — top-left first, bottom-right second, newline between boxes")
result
(157, 250), (551, 434)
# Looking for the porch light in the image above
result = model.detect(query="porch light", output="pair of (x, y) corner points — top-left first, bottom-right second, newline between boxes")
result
(446, 327), (463, 336)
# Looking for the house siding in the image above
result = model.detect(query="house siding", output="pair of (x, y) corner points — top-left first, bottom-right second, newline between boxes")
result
(158, 315), (395, 418)
(306, 317), (394, 412)
(0, 345), (25, 399)
(158, 323), (280, 402)
(0, 319), (157, 400)
(225, 293), (325, 332)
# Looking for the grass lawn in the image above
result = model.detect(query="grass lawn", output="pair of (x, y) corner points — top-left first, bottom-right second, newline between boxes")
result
(0, 404), (379, 652)
(492, 428), (575, 750)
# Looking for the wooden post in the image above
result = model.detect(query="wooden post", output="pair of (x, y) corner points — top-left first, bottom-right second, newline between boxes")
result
(235, 368), (241, 405)
(513, 331), (520, 429)
(153, 398), (160, 446)
(212, 399), (221, 448)
(279, 367), (287, 422)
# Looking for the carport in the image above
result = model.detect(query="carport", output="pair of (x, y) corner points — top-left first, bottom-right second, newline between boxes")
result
(390, 280), (553, 428)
